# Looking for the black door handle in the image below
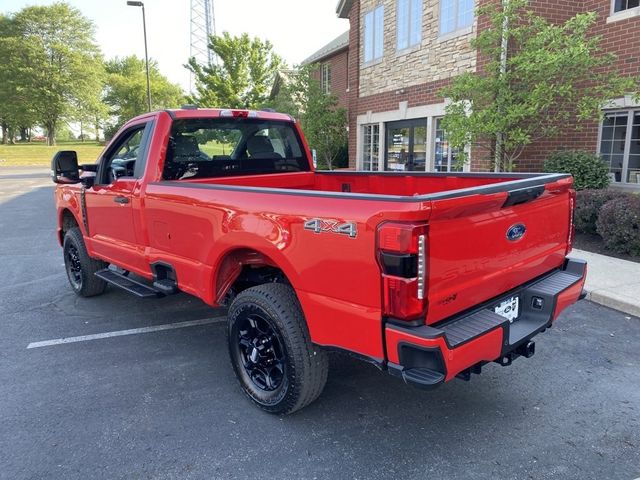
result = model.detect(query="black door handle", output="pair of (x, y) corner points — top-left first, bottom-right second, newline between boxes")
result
(114, 196), (129, 204)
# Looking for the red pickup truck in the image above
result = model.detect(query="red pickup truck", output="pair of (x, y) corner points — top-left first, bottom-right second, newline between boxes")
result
(52, 108), (586, 414)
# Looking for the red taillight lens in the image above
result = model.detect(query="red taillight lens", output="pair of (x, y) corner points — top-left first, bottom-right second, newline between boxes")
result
(567, 189), (576, 254)
(382, 276), (426, 319)
(378, 223), (418, 252)
(377, 222), (428, 321)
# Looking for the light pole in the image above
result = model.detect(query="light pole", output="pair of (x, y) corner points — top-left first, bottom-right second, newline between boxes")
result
(127, 1), (152, 112)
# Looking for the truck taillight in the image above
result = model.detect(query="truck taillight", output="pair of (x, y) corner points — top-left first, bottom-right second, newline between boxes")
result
(567, 189), (576, 254)
(377, 222), (428, 321)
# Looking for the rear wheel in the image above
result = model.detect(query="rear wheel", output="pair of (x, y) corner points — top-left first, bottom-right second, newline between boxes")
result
(63, 227), (108, 297)
(227, 283), (328, 414)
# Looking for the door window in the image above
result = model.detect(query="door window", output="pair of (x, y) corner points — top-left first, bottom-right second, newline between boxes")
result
(99, 123), (152, 184)
(385, 119), (427, 171)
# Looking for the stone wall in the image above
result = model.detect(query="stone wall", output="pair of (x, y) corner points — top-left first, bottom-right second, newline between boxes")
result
(358, 0), (477, 98)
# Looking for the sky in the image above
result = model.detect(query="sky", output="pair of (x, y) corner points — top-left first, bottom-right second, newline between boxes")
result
(1, 0), (349, 92)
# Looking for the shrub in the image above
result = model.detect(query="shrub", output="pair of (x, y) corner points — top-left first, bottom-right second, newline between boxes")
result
(575, 189), (621, 234)
(596, 194), (640, 256)
(543, 150), (610, 190)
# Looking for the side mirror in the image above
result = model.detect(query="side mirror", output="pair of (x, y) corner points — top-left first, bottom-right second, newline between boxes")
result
(51, 151), (80, 184)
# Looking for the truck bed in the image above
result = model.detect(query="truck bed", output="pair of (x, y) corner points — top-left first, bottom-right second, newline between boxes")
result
(151, 170), (574, 338)
(174, 170), (570, 201)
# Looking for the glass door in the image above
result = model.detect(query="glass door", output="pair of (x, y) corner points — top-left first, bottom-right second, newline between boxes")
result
(385, 119), (427, 171)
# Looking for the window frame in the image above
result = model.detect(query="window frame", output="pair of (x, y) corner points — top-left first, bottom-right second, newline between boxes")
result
(598, 108), (640, 185)
(433, 117), (463, 173)
(396, 0), (423, 52)
(611, 0), (640, 14)
(361, 124), (380, 171)
(96, 121), (154, 185)
(321, 63), (331, 95)
(438, 0), (475, 38)
(607, 0), (640, 23)
(363, 5), (385, 65)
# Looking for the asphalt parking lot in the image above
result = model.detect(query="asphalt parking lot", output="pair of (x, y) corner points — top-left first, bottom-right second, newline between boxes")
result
(1, 169), (639, 480)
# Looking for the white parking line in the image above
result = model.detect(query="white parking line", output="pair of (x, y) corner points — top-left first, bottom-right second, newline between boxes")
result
(27, 317), (226, 349)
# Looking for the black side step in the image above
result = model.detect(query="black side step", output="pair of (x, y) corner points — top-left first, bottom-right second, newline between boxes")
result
(402, 368), (445, 389)
(153, 279), (178, 295)
(96, 269), (166, 298)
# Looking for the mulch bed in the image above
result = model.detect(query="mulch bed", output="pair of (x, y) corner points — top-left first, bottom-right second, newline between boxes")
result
(574, 233), (640, 264)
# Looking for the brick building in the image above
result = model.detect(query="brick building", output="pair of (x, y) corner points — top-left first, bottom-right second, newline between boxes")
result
(332, 0), (640, 189)
(301, 31), (350, 109)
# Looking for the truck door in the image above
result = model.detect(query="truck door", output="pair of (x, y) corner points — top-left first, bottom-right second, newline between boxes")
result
(84, 121), (154, 272)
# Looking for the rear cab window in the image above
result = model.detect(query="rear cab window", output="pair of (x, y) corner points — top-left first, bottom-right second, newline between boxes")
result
(162, 118), (309, 180)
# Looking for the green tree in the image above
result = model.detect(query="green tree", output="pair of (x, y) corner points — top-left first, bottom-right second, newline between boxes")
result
(0, 14), (38, 144)
(103, 55), (184, 131)
(1, 3), (104, 146)
(440, 0), (639, 171)
(187, 32), (283, 109)
(271, 65), (348, 170)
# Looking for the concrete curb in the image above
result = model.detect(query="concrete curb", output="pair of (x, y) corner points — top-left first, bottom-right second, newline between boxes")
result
(570, 249), (640, 318)
(581, 289), (640, 318)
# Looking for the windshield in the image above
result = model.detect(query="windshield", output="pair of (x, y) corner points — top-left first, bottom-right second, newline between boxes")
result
(162, 118), (309, 180)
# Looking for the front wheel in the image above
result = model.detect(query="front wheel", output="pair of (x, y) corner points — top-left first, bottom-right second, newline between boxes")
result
(63, 227), (108, 297)
(227, 283), (328, 414)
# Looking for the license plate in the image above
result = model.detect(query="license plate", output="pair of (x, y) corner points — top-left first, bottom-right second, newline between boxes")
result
(494, 296), (520, 322)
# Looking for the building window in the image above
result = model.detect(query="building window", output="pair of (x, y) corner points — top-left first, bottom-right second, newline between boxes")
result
(397, 0), (422, 51)
(362, 124), (380, 171)
(613, 0), (640, 13)
(599, 110), (640, 184)
(434, 118), (463, 172)
(440, 0), (474, 36)
(321, 63), (331, 94)
(364, 5), (384, 63)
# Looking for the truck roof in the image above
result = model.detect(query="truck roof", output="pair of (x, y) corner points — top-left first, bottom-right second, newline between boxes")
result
(163, 108), (295, 123)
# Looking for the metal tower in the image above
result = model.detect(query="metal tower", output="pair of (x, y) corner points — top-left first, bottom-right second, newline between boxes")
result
(190, 0), (216, 92)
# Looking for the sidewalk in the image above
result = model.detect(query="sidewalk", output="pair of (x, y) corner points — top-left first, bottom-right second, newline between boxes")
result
(570, 248), (640, 318)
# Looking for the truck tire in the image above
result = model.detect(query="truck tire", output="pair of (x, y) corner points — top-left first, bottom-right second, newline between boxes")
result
(227, 283), (328, 414)
(63, 227), (108, 297)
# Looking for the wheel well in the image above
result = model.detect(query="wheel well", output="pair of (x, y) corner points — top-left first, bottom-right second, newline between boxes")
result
(60, 209), (79, 243)
(215, 248), (290, 305)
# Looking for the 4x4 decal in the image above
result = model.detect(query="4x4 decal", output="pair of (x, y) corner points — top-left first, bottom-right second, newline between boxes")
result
(303, 218), (358, 238)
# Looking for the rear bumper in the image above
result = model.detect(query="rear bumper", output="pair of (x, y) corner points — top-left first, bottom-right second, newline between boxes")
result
(385, 258), (587, 389)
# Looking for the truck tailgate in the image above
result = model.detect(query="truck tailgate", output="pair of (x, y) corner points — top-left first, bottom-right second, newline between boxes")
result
(425, 183), (573, 324)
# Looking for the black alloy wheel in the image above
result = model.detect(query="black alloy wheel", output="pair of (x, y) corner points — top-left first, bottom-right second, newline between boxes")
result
(65, 243), (83, 289)
(227, 283), (328, 414)
(62, 227), (108, 297)
(236, 313), (286, 392)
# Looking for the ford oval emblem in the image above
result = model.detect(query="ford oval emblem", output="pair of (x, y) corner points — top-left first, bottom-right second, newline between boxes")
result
(507, 224), (526, 241)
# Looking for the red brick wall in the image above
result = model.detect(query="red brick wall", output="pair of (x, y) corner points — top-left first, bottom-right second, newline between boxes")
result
(515, 0), (640, 171)
(355, 78), (452, 113)
(310, 48), (350, 109)
(344, 0), (640, 171)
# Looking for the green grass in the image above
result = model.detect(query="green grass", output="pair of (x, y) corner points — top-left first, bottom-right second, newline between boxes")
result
(200, 140), (234, 157)
(0, 141), (105, 167)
